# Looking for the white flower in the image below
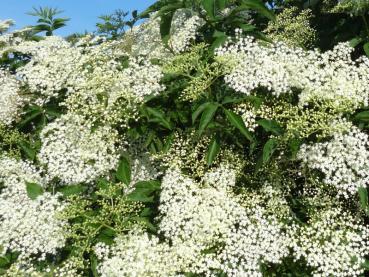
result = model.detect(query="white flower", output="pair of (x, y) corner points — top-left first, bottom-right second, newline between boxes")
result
(0, 70), (23, 125)
(39, 113), (120, 184)
(0, 157), (66, 260)
(298, 126), (369, 197)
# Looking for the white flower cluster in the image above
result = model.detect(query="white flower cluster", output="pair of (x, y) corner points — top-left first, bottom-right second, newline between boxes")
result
(0, 157), (66, 260)
(290, 208), (369, 276)
(39, 114), (120, 184)
(298, 127), (369, 197)
(98, 167), (290, 276)
(169, 12), (204, 53)
(0, 69), (23, 125)
(216, 33), (369, 110)
(15, 36), (82, 105)
(234, 103), (258, 131)
(97, 230), (185, 277)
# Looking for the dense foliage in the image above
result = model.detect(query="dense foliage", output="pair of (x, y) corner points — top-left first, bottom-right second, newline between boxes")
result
(1, 0), (369, 276)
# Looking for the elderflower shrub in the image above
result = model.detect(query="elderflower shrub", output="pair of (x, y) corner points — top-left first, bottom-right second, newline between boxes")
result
(0, 157), (66, 260)
(298, 126), (369, 197)
(216, 33), (369, 111)
(265, 7), (316, 48)
(0, 69), (23, 125)
(290, 208), (369, 276)
(39, 113), (120, 184)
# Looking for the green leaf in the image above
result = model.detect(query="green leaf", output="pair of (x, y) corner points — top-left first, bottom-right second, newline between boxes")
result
(349, 37), (362, 48)
(211, 34), (227, 51)
(240, 0), (275, 20)
(90, 255), (99, 277)
(58, 184), (87, 197)
(26, 182), (44, 200)
(192, 102), (213, 124)
(116, 156), (131, 185)
(257, 119), (284, 136)
(135, 180), (161, 192)
(19, 140), (36, 161)
(202, 0), (215, 19)
(146, 107), (172, 130)
(224, 109), (254, 142)
(358, 187), (369, 216)
(198, 103), (219, 135)
(160, 11), (175, 44)
(354, 111), (369, 122)
(364, 42), (369, 57)
(18, 108), (43, 128)
(289, 138), (302, 160)
(216, 0), (227, 10)
(206, 136), (220, 166)
(262, 138), (278, 164)
(127, 191), (155, 203)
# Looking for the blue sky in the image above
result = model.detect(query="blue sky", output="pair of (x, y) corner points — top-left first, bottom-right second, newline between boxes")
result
(0, 0), (156, 36)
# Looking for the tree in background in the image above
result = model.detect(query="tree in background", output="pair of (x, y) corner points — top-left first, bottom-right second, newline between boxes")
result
(27, 7), (69, 36)
(96, 9), (139, 39)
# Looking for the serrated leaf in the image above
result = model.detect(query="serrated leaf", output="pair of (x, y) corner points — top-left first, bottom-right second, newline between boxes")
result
(206, 136), (220, 166)
(198, 103), (219, 135)
(224, 109), (254, 142)
(257, 119), (284, 135)
(116, 156), (131, 185)
(26, 182), (44, 200)
(262, 138), (278, 164)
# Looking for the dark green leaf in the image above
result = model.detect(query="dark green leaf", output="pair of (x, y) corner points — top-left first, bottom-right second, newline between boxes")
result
(58, 184), (87, 197)
(116, 156), (131, 185)
(257, 119), (284, 135)
(206, 136), (220, 166)
(216, 0), (227, 10)
(146, 107), (172, 130)
(289, 138), (302, 160)
(19, 140), (36, 161)
(26, 182), (44, 200)
(198, 103), (219, 135)
(262, 138), (278, 164)
(160, 11), (175, 44)
(224, 109), (254, 142)
(202, 0), (216, 19)
(358, 187), (369, 216)
(192, 102), (213, 124)
(354, 111), (369, 122)
(18, 108), (42, 128)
